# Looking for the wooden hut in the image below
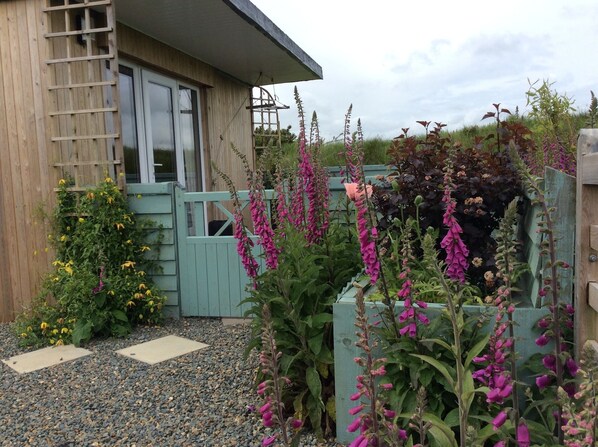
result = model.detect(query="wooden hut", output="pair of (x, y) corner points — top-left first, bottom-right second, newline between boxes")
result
(0, 0), (322, 322)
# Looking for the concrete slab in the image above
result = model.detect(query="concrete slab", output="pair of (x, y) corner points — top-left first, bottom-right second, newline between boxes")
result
(221, 318), (251, 326)
(115, 335), (208, 365)
(2, 345), (93, 374)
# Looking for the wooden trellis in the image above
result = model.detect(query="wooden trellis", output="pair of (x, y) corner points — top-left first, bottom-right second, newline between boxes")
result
(43, 0), (124, 190)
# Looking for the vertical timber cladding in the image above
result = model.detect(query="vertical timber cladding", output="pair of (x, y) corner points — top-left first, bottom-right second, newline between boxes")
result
(44, 0), (124, 190)
(115, 23), (255, 221)
(0, 0), (54, 322)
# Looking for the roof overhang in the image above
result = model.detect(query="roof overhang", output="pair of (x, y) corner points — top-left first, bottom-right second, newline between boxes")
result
(113, 0), (323, 86)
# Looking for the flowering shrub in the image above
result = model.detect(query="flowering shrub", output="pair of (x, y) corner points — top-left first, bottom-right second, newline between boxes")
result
(373, 120), (523, 289)
(16, 178), (166, 346)
(347, 113), (577, 446)
(560, 341), (598, 447)
(222, 90), (362, 438)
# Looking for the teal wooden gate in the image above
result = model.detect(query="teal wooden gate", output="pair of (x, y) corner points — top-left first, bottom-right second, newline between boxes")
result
(174, 186), (273, 317)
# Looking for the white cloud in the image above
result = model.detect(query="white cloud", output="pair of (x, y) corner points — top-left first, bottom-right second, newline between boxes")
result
(253, 0), (598, 140)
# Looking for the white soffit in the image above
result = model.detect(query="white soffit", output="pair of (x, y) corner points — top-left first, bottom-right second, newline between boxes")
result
(114, 0), (323, 86)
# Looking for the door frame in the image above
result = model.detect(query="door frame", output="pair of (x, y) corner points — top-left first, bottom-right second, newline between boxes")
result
(118, 60), (206, 190)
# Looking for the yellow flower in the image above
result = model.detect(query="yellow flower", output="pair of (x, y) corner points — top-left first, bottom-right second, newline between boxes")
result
(58, 179), (66, 186)
(44, 247), (49, 253)
(139, 246), (151, 252)
(107, 196), (114, 204)
(123, 214), (132, 223)
(134, 293), (144, 299)
(138, 314), (143, 320)
(105, 177), (113, 183)
(40, 322), (49, 330)
(47, 234), (53, 240)
(138, 283), (147, 290)
(145, 290), (152, 296)
(150, 308), (154, 313)
(148, 300), (154, 306)
(60, 235), (68, 242)
(20, 332), (28, 338)
(126, 239), (133, 245)
(55, 339), (64, 346)
(52, 329), (59, 335)
(87, 192), (95, 200)
(137, 270), (146, 277)
(49, 338), (56, 344)
(52, 260), (61, 266)
(108, 290), (115, 296)
(115, 223), (124, 230)
(26, 326), (32, 332)
(63, 265), (73, 275)
(52, 276), (59, 282)
(78, 217), (85, 223)
(126, 301), (135, 307)
(121, 260), (135, 269)
(61, 327), (69, 334)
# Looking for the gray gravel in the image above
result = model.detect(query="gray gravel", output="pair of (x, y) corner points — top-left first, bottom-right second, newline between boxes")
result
(0, 318), (343, 447)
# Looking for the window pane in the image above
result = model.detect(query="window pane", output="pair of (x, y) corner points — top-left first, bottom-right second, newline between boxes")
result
(179, 86), (202, 192)
(118, 66), (140, 183)
(148, 81), (177, 183)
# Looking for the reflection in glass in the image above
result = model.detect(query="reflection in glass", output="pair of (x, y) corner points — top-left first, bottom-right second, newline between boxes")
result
(118, 66), (140, 183)
(179, 87), (202, 192)
(148, 81), (176, 182)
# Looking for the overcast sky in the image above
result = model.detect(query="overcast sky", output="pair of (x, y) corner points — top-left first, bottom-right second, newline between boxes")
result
(251, 0), (598, 141)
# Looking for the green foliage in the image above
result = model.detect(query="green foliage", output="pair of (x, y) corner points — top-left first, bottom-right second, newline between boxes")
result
(243, 223), (361, 437)
(16, 177), (166, 347)
(525, 78), (577, 147)
(318, 137), (390, 167)
(380, 308), (490, 437)
(372, 215), (492, 446)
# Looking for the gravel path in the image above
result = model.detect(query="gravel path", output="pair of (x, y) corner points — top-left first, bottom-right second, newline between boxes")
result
(0, 318), (343, 447)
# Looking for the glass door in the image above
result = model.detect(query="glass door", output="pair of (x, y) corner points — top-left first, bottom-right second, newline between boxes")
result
(119, 62), (204, 190)
(141, 71), (184, 185)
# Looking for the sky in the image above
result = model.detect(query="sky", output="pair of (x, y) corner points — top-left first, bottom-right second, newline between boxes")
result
(251, 0), (598, 141)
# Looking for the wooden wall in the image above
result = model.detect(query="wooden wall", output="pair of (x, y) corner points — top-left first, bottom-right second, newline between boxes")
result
(116, 23), (255, 193)
(0, 5), (256, 322)
(0, 0), (53, 322)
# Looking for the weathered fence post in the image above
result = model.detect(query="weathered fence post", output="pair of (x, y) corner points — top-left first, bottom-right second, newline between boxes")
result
(575, 129), (598, 358)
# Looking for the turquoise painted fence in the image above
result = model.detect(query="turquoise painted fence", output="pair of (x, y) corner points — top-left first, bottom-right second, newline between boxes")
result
(520, 167), (576, 305)
(327, 164), (388, 224)
(127, 183), (180, 318)
(174, 187), (274, 317)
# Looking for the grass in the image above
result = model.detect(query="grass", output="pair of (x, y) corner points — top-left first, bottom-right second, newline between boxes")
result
(263, 111), (595, 169)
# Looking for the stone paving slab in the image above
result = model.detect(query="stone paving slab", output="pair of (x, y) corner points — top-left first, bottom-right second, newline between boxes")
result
(115, 335), (208, 365)
(2, 344), (93, 374)
(221, 318), (251, 326)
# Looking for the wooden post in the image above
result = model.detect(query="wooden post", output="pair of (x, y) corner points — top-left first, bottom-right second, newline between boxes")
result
(575, 129), (598, 358)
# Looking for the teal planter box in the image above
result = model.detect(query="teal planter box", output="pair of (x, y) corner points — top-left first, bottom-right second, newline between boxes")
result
(333, 280), (551, 444)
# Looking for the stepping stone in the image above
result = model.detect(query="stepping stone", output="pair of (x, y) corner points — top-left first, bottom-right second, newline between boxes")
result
(2, 345), (93, 374)
(115, 335), (208, 365)
(221, 317), (251, 326)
